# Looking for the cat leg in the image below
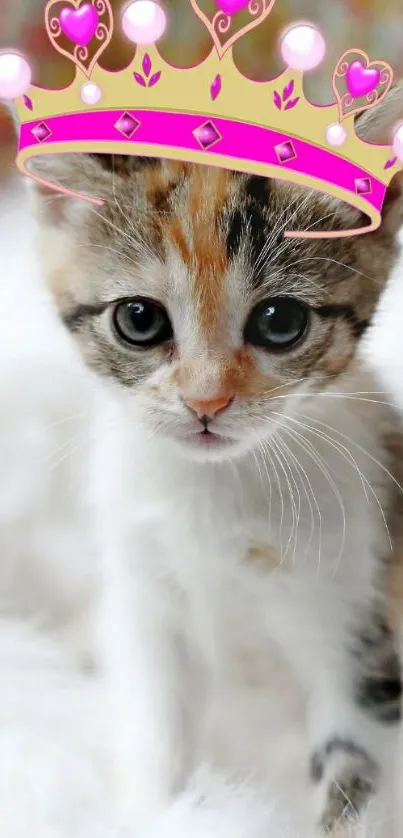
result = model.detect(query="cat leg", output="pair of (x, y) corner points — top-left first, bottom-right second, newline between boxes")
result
(308, 614), (401, 834)
(89, 422), (195, 821)
(264, 578), (400, 831)
(94, 557), (191, 822)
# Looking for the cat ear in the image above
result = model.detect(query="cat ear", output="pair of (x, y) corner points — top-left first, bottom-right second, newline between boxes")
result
(23, 151), (114, 226)
(18, 147), (157, 226)
(355, 82), (403, 144)
(355, 82), (403, 233)
(3, 102), (109, 224)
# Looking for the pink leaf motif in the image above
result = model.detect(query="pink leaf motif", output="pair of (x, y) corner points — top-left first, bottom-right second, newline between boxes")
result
(142, 53), (152, 77)
(211, 74), (222, 101)
(273, 90), (282, 111)
(133, 72), (146, 87)
(384, 156), (398, 170)
(282, 80), (294, 102)
(284, 97), (300, 110)
(23, 95), (33, 111)
(148, 71), (161, 88)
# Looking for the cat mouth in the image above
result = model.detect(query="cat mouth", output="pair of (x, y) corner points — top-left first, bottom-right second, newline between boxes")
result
(170, 427), (244, 459)
(190, 429), (235, 448)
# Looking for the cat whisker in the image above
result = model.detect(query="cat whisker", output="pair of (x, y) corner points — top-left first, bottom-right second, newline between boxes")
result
(279, 425), (321, 555)
(88, 205), (158, 265)
(270, 434), (299, 560)
(258, 271), (323, 298)
(267, 417), (347, 578)
(72, 241), (144, 272)
(274, 425), (326, 577)
(257, 446), (274, 534)
(42, 410), (93, 431)
(263, 391), (403, 411)
(288, 426), (342, 578)
(271, 272), (323, 293)
(254, 191), (313, 273)
(283, 255), (376, 285)
(277, 208), (340, 257)
(250, 445), (271, 513)
(273, 434), (301, 557)
(104, 197), (174, 217)
(254, 432), (286, 562)
(258, 377), (310, 398)
(262, 203), (341, 274)
(110, 157), (138, 237)
(298, 411), (403, 500)
(271, 433), (302, 564)
(315, 395), (403, 410)
(278, 413), (392, 557)
(299, 414), (370, 503)
(44, 431), (89, 476)
(274, 429), (317, 564)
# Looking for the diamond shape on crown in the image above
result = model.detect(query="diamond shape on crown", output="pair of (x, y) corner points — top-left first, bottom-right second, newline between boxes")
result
(354, 177), (372, 195)
(31, 122), (52, 143)
(193, 120), (222, 151)
(274, 141), (297, 164)
(114, 113), (141, 139)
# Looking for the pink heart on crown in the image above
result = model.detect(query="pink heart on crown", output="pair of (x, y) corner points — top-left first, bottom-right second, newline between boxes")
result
(346, 60), (381, 99)
(333, 49), (393, 123)
(213, 0), (250, 14)
(59, 2), (99, 47)
(45, 0), (112, 78)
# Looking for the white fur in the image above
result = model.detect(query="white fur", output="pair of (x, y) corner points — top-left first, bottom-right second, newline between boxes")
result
(89, 357), (399, 831)
(0, 175), (402, 837)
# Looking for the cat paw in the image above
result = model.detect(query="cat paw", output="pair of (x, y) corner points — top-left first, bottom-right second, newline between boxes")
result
(310, 737), (379, 833)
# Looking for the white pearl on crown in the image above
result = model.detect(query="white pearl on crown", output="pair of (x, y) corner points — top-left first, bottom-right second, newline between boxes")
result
(0, 52), (31, 101)
(280, 24), (326, 72)
(81, 82), (102, 105)
(122, 0), (167, 45)
(392, 123), (403, 162)
(325, 123), (347, 148)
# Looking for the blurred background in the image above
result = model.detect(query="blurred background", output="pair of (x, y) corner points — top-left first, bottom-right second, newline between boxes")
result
(1, 0), (403, 181)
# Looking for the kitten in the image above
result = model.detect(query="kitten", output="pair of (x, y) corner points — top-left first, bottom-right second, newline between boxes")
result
(24, 87), (403, 833)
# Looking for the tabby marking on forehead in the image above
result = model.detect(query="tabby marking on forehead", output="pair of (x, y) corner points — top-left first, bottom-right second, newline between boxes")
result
(157, 166), (232, 334)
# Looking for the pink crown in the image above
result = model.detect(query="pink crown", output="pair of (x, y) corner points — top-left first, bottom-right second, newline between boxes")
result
(2, 0), (403, 238)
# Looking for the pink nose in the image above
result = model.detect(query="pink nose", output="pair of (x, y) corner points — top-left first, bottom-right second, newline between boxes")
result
(184, 394), (234, 421)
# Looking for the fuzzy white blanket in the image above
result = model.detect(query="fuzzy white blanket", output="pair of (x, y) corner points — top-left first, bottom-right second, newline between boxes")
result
(0, 619), (393, 838)
(0, 619), (390, 838)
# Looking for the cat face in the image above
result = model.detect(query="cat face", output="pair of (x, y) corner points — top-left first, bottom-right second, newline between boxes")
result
(27, 91), (403, 462)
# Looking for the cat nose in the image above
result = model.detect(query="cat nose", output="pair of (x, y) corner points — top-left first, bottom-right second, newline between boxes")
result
(184, 394), (234, 423)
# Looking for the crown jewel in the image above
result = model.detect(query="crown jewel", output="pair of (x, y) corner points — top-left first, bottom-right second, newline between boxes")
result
(2, 0), (403, 238)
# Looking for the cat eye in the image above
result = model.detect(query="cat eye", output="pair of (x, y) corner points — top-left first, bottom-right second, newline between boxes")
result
(244, 297), (309, 351)
(113, 298), (173, 347)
